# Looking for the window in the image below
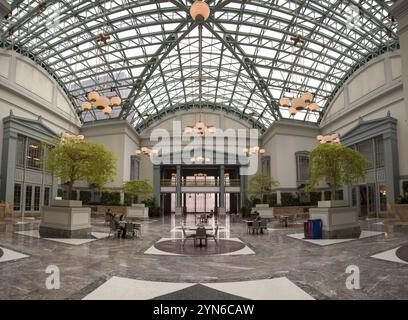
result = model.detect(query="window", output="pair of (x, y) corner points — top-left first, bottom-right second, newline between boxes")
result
(34, 186), (41, 211)
(16, 135), (26, 167)
(130, 156), (139, 180)
(261, 156), (271, 176)
(356, 140), (374, 169)
(26, 138), (43, 170)
(296, 152), (310, 183)
(375, 136), (384, 168)
(14, 184), (22, 211)
(25, 185), (32, 211)
(44, 187), (50, 207)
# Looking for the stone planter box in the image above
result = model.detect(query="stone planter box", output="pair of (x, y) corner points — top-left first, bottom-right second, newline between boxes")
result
(394, 204), (408, 222)
(310, 205), (361, 239)
(126, 204), (149, 219)
(39, 201), (92, 238)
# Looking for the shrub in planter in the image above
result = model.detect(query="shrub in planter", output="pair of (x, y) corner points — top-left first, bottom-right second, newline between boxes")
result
(101, 192), (121, 206)
(80, 191), (92, 204)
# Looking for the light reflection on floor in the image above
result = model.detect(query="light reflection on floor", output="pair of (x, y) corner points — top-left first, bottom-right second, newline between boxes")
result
(169, 213), (231, 240)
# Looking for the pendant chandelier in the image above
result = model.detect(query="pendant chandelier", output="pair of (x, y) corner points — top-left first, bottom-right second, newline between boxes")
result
(317, 134), (341, 144)
(81, 1), (121, 116)
(184, 1), (215, 137)
(280, 2), (320, 117)
(280, 92), (320, 116)
(243, 146), (266, 155)
(136, 147), (157, 156)
(191, 157), (211, 163)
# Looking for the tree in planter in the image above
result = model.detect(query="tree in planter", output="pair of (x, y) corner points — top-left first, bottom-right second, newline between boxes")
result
(306, 143), (369, 201)
(121, 180), (153, 204)
(247, 172), (279, 203)
(45, 136), (116, 200)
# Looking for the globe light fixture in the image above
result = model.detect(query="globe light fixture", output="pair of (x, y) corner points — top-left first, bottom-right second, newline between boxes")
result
(190, 0), (210, 22)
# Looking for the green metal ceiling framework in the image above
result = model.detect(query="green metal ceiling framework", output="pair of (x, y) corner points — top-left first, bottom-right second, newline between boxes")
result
(0, 0), (399, 133)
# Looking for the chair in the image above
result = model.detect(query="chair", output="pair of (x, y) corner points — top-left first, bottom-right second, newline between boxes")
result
(259, 220), (268, 234)
(195, 227), (207, 247)
(133, 223), (142, 238)
(206, 225), (219, 246)
(181, 224), (196, 247)
(247, 221), (253, 234)
(251, 221), (260, 234)
(125, 223), (135, 239)
(108, 220), (121, 238)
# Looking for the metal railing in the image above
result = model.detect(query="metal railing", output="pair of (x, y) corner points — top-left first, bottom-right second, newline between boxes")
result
(160, 179), (240, 187)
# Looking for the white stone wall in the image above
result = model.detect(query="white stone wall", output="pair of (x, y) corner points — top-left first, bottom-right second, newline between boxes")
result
(0, 48), (81, 173)
(80, 120), (140, 189)
(261, 121), (319, 189)
(321, 51), (408, 176)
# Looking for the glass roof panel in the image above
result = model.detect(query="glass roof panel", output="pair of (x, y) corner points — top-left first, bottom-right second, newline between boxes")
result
(0, 0), (399, 132)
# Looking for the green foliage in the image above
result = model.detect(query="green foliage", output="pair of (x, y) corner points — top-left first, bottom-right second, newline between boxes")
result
(402, 181), (408, 197)
(306, 143), (369, 200)
(281, 193), (300, 206)
(121, 180), (153, 203)
(79, 191), (92, 204)
(141, 198), (162, 217)
(45, 138), (116, 200)
(247, 172), (279, 201)
(101, 192), (121, 206)
(310, 192), (322, 205)
(239, 198), (253, 218)
(396, 196), (408, 204)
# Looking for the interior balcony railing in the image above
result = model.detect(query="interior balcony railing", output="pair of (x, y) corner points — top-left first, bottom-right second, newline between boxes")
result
(160, 179), (241, 187)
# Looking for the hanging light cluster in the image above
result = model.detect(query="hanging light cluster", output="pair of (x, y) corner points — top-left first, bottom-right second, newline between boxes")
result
(243, 146), (266, 155)
(185, 122), (216, 136)
(136, 147), (158, 156)
(81, 91), (121, 115)
(280, 92), (320, 116)
(191, 157), (211, 163)
(317, 134), (341, 144)
(60, 133), (85, 145)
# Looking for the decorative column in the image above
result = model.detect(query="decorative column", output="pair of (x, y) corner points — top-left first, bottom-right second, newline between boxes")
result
(0, 121), (17, 203)
(276, 190), (282, 206)
(384, 130), (400, 203)
(175, 165), (183, 216)
(219, 165), (226, 215)
(153, 165), (161, 207)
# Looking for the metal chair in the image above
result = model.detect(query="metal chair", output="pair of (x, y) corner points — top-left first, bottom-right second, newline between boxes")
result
(125, 223), (136, 239)
(259, 220), (268, 234)
(206, 225), (219, 246)
(108, 220), (121, 238)
(181, 224), (196, 247)
(133, 223), (142, 238)
(195, 227), (207, 247)
(251, 221), (261, 234)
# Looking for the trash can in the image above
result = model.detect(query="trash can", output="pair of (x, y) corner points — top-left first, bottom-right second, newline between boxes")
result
(309, 219), (323, 240)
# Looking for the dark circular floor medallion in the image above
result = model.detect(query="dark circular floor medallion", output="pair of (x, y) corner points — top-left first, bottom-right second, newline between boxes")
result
(396, 245), (408, 263)
(0, 248), (4, 258)
(154, 239), (246, 256)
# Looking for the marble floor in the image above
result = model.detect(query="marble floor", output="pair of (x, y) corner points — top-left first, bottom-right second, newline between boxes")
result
(0, 215), (408, 300)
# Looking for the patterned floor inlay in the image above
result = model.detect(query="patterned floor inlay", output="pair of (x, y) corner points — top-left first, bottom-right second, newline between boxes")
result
(15, 230), (109, 246)
(83, 277), (314, 300)
(0, 247), (29, 263)
(371, 246), (408, 265)
(287, 230), (385, 246)
(144, 238), (255, 256)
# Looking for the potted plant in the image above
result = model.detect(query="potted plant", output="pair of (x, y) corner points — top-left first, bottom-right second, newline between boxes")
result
(393, 196), (408, 222)
(41, 134), (116, 238)
(306, 143), (368, 207)
(247, 172), (279, 218)
(122, 180), (153, 219)
(306, 143), (369, 239)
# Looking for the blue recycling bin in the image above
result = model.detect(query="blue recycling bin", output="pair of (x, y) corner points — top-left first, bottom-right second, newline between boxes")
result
(309, 219), (323, 240)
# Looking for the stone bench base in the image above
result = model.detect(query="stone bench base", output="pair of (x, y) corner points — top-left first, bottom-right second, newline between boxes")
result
(39, 226), (92, 239)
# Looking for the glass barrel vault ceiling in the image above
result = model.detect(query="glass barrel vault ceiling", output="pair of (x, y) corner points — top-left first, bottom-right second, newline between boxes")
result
(0, 0), (399, 133)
